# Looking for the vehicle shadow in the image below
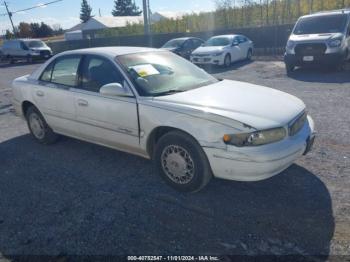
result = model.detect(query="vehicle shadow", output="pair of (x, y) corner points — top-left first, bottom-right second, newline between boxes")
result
(0, 135), (334, 258)
(0, 61), (43, 69)
(201, 60), (254, 74)
(287, 64), (350, 84)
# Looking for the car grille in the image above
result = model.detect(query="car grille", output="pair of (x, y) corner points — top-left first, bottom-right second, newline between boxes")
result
(40, 50), (51, 56)
(295, 43), (327, 56)
(289, 112), (307, 136)
(194, 53), (209, 57)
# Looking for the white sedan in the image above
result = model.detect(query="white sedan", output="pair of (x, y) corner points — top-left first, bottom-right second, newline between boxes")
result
(12, 47), (315, 192)
(191, 34), (254, 67)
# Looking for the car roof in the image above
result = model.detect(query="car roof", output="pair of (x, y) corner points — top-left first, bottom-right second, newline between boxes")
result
(210, 34), (238, 38)
(168, 37), (202, 41)
(58, 46), (162, 58)
(301, 9), (350, 19)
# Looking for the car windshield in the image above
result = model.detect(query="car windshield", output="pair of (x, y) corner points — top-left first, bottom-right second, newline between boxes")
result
(117, 51), (218, 96)
(162, 39), (186, 48)
(26, 40), (45, 48)
(293, 14), (348, 35)
(204, 37), (231, 46)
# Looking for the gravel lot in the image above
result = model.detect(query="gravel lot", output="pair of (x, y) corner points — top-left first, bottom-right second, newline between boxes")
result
(0, 60), (349, 259)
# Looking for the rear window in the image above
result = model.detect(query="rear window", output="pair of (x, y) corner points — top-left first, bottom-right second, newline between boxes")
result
(294, 14), (348, 35)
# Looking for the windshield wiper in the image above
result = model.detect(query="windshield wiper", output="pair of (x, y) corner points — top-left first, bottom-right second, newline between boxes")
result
(153, 89), (185, 96)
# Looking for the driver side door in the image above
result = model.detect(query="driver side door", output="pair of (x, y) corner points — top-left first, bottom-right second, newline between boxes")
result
(72, 55), (141, 153)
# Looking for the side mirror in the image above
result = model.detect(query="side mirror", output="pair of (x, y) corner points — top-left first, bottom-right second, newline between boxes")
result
(232, 41), (239, 46)
(100, 82), (133, 97)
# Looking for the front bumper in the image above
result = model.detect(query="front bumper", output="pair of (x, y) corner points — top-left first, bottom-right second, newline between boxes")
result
(284, 50), (347, 67)
(191, 55), (224, 65)
(204, 116), (315, 181)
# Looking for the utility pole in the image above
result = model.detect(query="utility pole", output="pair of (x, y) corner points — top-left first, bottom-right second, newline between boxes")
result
(3, 1), (16, 36)
(143, 0), (151, 35)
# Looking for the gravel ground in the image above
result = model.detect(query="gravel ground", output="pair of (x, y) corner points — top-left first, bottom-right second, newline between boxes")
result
(0, 60), (349, 260)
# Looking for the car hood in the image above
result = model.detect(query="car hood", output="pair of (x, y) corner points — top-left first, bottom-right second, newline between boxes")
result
(289, 32), (342, 42)
(152, 80), (305, 130)
(192, 46), (226, 55)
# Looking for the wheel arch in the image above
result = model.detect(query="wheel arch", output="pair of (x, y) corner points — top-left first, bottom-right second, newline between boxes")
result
(22, 100), (38, 117)
(146, 126), (201, 159)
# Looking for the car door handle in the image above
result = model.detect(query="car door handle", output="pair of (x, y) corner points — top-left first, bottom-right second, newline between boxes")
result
(36, 90), (44, 97)
(77, 99), (88, 107)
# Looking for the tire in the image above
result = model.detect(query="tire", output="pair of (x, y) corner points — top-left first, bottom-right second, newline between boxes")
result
(286, 63), (295, 74)
(246, 49), (253, 60)
(26, 106), (59, 144)
(153, 130), (212, 193)
(224, 54), (231, 67)
(26, 55), (33, 63)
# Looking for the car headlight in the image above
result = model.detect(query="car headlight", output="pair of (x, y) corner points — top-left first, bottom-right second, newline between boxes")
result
(328, 38), (342, 48)
(286, 40), (295, 50)
(212, 52), (224, 56)
(223, 127), (287, 147)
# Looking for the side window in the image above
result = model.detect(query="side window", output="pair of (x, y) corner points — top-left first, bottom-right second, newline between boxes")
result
(51, 56), (81, 87)
(80, 55), (124, 93)
(40, 62), (54, 82)
(20, 42), (28, 50)
(183, 40), (193, 50)
(193, 39), (203, 48)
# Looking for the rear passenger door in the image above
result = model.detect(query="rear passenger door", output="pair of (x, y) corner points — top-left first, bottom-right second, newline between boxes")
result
(72, 55), (140, 152)
(34, 55), (81, 136)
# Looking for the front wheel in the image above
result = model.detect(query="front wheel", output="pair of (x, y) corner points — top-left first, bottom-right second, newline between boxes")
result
(26, 106), (59, 144)
(223, 54), (231, 67)
(153, 131), (212, 192)
(246, 49), (253, 60)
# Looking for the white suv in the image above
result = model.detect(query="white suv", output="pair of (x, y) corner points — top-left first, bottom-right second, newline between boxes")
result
(285, 9), (350, 72)
(1, 39), (52, 63)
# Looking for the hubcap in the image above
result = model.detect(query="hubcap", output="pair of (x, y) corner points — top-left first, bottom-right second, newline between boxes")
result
(29, 113), (45, 139)
(161, 145), (195, 184)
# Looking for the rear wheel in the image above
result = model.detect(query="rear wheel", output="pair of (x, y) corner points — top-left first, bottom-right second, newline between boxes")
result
(26, 106), (59, 144)
(286, 63), (295, 74)
(153, 131), (212, 192)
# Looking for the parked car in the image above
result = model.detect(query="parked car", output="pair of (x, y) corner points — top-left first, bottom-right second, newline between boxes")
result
(191, 34), (254, 67)
(284, 9), (350, 73)
(161, 37), (204, 59)
(12, 47), (315, 192)
(1, 39), (53, 63)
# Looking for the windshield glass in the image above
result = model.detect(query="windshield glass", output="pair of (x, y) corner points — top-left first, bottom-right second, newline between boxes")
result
(26, 40), (46, 48)
(205, 37), (231, 46)
(162, 39), (186, 48)
(117, 51), (218, 96)
(293, 14), (347, 35)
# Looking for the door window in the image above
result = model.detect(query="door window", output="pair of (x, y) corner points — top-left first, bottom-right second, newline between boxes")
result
(40, 62), (54, 82)
(80, 55), (124, 93)
(193, 39), (204, 48)
(183, 40), (194, 50)
(51, 56), (81, 87)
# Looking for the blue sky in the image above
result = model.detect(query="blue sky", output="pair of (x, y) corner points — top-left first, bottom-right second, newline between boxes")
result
(0, 0), (215, 33)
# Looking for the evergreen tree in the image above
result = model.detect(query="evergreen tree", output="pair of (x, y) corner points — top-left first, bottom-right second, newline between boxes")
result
(80, 0), (93, 23)
(111, 0), (142, 16)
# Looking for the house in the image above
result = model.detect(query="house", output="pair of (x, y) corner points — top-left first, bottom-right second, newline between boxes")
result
(65, 16), (143, 40)
(65, 12), (186, 40)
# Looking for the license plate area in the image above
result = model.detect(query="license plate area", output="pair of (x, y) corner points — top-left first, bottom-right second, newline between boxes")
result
(303, 56), (314, 62)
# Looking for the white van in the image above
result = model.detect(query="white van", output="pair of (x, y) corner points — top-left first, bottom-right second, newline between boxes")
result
(0, 39), (53, 63)
(284, 9), (350, 72)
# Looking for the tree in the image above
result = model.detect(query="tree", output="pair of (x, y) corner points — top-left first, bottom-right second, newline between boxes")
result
(80, 0), (93, 23)
(111, 0), (142, 16)
(5, 30), (14, 39)
(30, 22), (53, 38)
(18, 22), (32, 38)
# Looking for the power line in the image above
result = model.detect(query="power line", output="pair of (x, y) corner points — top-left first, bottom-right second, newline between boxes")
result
(1, 0), (63, 35)
(11, 0), (63, 14)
